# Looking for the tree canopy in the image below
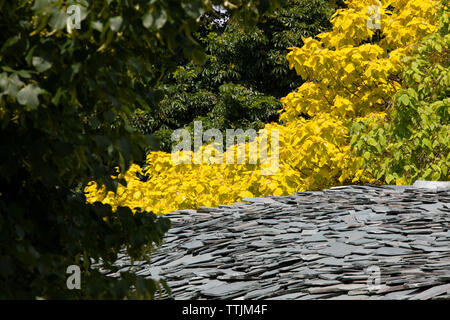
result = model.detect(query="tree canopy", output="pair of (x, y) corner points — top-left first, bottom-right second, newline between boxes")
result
(131, 0), (335, 152)
(85, 0), (447, 217)
(0, 0), (286, 299)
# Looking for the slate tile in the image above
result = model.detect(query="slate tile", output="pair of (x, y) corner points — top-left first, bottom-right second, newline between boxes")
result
(242, 197), (277, 204)
(353, 248), (375, 255)
(320, 242), (358, 258)
(201, 281), (259, 298)
(180, 240), (204, 251)
(348, 238), (374, 245)
(273, 233), (301, 241)
(307, 283), (367, 294)
(301, 229), (318, 235)
(374, 247), (413, 256)
(300, 254), (322, 262)
(304, 279), (342, 287)
(410, 245), (449, 252)
(259, 270), (279, 279)
(293, 267), (319, 278)
(316, 257), (345, 266)
(318, 273), (341, 281)
(302, 234), (328, 243)
(248, 240), (270, 248)
(243, 285), (282, 299)
(329, 294), (369, 300)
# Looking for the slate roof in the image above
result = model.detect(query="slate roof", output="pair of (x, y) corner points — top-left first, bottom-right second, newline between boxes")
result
(111, 181), (450, 300)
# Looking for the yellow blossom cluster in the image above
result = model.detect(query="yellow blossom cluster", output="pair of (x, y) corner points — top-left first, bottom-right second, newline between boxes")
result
(85, 0), (441, 215)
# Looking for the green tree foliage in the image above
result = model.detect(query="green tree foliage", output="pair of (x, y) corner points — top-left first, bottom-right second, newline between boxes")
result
(350, 8), (449, 184)
(0, 0), (284, 299)
(132, 0), (336, 151)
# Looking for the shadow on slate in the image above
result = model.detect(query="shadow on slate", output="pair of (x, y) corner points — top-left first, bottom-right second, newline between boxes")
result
(99, 181), (450, 300)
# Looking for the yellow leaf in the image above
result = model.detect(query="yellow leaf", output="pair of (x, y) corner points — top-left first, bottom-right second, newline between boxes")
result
(195, 185), (204, 193)
(239, 191), (253, 198)
(344, 63), (355, 74)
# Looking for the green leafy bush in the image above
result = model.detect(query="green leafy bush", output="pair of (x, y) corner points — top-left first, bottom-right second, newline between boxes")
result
(0, 0), (283, 299)
(350, 7), (449, 184)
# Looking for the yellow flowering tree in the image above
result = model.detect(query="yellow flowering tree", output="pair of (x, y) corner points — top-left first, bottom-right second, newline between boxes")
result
(350, 5), (449, 184)
(86, 0), (442, 215)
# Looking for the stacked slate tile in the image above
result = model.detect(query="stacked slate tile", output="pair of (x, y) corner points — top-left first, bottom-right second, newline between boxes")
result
(106, 181), (450, 300)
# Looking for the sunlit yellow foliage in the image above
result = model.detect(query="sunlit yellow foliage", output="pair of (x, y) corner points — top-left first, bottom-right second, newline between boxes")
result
(85, 0), (441, 215)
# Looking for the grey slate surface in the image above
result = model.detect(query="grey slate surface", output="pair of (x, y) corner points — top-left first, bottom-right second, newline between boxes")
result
(107, 182), (450, 300)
